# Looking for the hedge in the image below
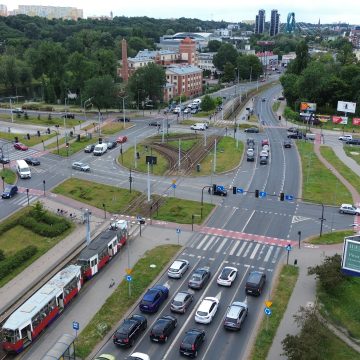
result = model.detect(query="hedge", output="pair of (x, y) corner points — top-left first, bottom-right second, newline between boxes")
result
(19, 216), (70, 237)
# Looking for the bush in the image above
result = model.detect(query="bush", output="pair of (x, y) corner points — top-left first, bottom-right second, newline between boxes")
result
(19, 216), (70, 237)
(0, 249), (4, 262)
(284, 106), (300, 122)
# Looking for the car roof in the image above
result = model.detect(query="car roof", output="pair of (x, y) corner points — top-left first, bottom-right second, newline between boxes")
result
(226, 302), (246, 318)
(198, 297), (218, 312)
(341, 204), (354, 207)
(247, 271), (265, 283)
(174, 291), (190, 301)
(170, 259), (187, 270)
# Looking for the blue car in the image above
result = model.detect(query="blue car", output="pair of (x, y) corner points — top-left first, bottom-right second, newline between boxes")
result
(2, 185), (18, 199)
(139, 285), (169, 313)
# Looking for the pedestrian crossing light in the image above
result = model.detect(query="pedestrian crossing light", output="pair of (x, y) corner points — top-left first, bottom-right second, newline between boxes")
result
(280, 192), (285, 201)
(233, 186), (237, 194)
(255, 189), (259, 198)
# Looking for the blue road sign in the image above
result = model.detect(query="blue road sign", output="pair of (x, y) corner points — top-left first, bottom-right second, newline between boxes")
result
(285, 194), (294, 201)
(72, 321), (80, 330)
(172, 183), (176, 189)
(216, 185), (224, 191)
(136, 215), (142, 220)
(126, 275), (132, 282)
(176, 228), (181, 234)
(286, 244), (292, 252)
(237, 188), (244, 194)
(259, 191), (267, 198)
(264, 307), (272, 316)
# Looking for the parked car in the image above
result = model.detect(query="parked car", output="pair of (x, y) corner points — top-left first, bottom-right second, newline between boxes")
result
(190, 108), (198, 114)
(117, 135), (128, 144)
(170, 291), (193, 314)
(0, 156), (10, 164)
(107, 140), (117, 149)
(113, 314), (147, 347)
(139, 285), (169, 313)
(14, 142), (28, 151)
(283, 140), (292, 148)
(11, 108), (24, 114)
(195, 297), (219, 324)
(188, 267), (211, 289)
(287, 132), (303, 139)
(244, 127), (259, 133)
(24, 157), (40, 166)
(184, 108), (191, 114)
(346, 139), (360, 145)
(245, 271), (266, 296)
(127, 353), (150, 360)
(339, 134), (352, 141)
(2, 185), (18, 199)
(259, 156), (268, 165)
(95, 354), (115, 360)
(61, 113), (75, 119)
(150, 315), (177, 343)
(84, 144), (95, 153)
(217, 266), (238, 286)
(223, 300), (248, 330)
(179, 329), (205, 358)
(339, 204), (360, 215)
(168, 259), (189, 279)
(116, 116), (130, 122)
(149, 121), (160, 127)
(72, 162), (90, 172)
(287, 127), (298, 133)
(278, 96), (285, 100)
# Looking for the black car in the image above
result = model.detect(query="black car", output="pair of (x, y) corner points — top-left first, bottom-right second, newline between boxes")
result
(212, 187), (228, 196)
(24, 157), (40, 166)
(84, 144), (96, 153)
(283, 140), (292, 148)
(150, 315), (177, 343)
(107, 141), (117, 149)
(260, 156), (268, 165)
(0, 156), (10, 164)
(113, 314), (147, 347)
(116, 116), (130, 122)
(62, 113), (75, 119)
(244, 127), (259, 133)
(179, 329), (205, 358)
(346, 139), (360, 145)
(287, 127), (298, 133)
(149, 121), (160, 127)
(188, 267), (211, 289)
(287, 132), (303, 139)
(245, 271), (266, 296)
(2, 185), (18, 199)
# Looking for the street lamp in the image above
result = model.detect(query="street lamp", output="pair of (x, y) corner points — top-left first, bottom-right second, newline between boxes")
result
(83, 97), (93, 124)
(119, 95), (128, 129)
(298, 230), (302, 249)
(54, 125), (60, 155)
(201, 186), (211, 219)
(1, 176), (4, 191)
(102, 203), (107, 219)
(319, 203), (326, 237)
(26, 188), (29, 206)
(43, 180), (46, 196)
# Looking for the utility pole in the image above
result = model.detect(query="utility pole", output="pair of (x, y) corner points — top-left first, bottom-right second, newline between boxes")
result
(178, 139), (181, 170)
(147, 162), (151, 202)
(129, 168), (133, 193)
(213, 139), (217, 173)
(319, 203), (326, 237)
(134, 137), (137, 169)
(84, 209), (92, 246)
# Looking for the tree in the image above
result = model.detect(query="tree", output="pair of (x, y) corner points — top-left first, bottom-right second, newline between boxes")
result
(201, 95), (216, 112)
(207, 40), (222, 52)
(287, 41), (309, 75)
(236, 54), (263, 80)
(222, 62), (235, 83)
(213, 43), (238, 71)
(337, 41), (357, 66)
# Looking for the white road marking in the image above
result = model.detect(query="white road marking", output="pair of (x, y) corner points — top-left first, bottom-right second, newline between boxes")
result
(243, 243), (253, 257)
(203, 236), (216, 251)
(229, 241), (240, 256)
(216, 237), (228, 253)
(241, 210), (255, 232)
(196, 234), (209, 249)
(250, 243), (261, 259)
(236, 242), (247, 257)
(264, 246), (274, 262)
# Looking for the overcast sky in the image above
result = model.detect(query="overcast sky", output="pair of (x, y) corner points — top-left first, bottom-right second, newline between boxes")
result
(5, 0), (360, 24)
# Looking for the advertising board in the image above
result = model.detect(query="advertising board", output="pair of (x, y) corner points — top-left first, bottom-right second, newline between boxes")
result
(337, 101), (356, 114)
(300, 102), (317, 112)
(342, 236), (360, 276)
(332, 116), (348, 125)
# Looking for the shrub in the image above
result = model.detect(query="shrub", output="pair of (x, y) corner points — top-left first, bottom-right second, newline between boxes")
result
(0, 249), (4, 262)
(284, 106), (300, 122)
(19, 216), (70, 237)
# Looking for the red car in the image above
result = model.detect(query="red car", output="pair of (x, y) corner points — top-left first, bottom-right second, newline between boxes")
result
(117, 136), (128, 144)
(14, 142), (28, 151)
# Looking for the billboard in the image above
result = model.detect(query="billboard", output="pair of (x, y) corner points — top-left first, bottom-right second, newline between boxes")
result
(353, 118), (360, 126)
(342, 236), (360, 276)
(300, 102), (317, 112)
(332, 116), (348, 125)
(337, 101), (356, 114)
(316, 114), (331, 123)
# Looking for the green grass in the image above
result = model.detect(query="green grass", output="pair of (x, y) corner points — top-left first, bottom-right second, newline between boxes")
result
(52, 178), (141, 214)
(272, 101), (280, 112)
(192, 136), (244, 175)
(344, 145), (360, 166)
(0, 131), (55, 146)
(250, 265), (299, 360)
(152, 197), (215, 224)
(167, 139), (199, 151)
(297, 142), (352, 205)
(320, 146), (360, 196)
(308, 230), (356, 244)
(0, 168), (16, 184)
(100, 121), (130, 135)
(75, 244), (180, 358)
(119, 145), (169, 176)
(51, 136), (99, 157)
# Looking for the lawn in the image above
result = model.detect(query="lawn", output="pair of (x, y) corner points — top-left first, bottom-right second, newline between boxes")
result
(0, 168), (16, 184)
(344, 145), (360, 166)
(51, 136), (99, 157)
(0, 131), (55, 146)
(100, 121), (130, 135)
(320, 146), (360, 196)
(272, 101), (280, 112)
(308, 230), (356, 245)
(297, 142), (352, 205)
(191, 136), (244, 175)
(75, 244), (180, 359)
(52, 178), (141, 214)
(249, 265), (299, 360)
(167, 138), (199, 151)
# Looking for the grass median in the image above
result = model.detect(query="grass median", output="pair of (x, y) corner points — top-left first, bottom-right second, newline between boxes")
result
(75, 244), (180, 358)
(249, 265), (299, 360)
(308, 230), (355, 245)
(343, 145), (360, 165)
(0, 168), (16, 184)
(297, 142), (352, 205)
(0, 131), (55, 146)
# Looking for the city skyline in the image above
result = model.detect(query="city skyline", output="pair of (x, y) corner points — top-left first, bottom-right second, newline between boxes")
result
(2, 0), (360, 24)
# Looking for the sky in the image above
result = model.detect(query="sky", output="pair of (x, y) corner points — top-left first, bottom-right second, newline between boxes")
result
(4, 0), (360, 24)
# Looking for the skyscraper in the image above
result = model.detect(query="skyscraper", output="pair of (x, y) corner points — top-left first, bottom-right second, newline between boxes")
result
(270, 10), (280, 36)
(255, 9), (265, 34)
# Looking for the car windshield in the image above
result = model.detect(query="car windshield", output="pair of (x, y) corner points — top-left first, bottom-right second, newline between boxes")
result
(4, 186), (12, 192)
(220, 268), (232, 279)
(197, 311), (208, 317)
(191, 275), (202, 281)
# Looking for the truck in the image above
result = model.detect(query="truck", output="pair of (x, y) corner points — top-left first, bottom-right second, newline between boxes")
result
(16, 159), (31, 179)
(93, 143), (108, 156)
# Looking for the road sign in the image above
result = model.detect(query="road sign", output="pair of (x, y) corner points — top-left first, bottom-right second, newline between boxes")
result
(216, 185), (224, 191)
(237, 188), (244, 194)
(264, 307), (272, 316)
(342, 237), (360, 275)
(126, 268), (132, 275)
(72, 321), (80, 330)
(265, 301), (273, 308)
(286, 244), (292, 251)
(259, 191), (267, 198)
(285, 194), (294, 201)
(172, 183), (176, 189)
(136, 215), (142, 221)
(176, 228), (181, 234)
(126, 275), (132, 282)
(172, 179), (177, 184)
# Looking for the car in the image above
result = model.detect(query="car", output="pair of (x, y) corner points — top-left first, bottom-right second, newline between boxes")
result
(150, 315), (177, 343)
(259, 156), (268, 165)
(12, 108), (24, 114)
(346, 139), (360, 145)
(72, 162), (90, 172)
(287, 127), (298, 133)
(339, 204), (360, 215)
(84, 144), (95, 153)
(62, 113), (75, 119)
(217, 266), (238, 286)
(278, 96), (285, 100)
(184, 108), (191, 114)
(247, 148), (254, 156)
(2, 185), (18, 199)
(260, 150), (269, 158)
(127, 353), (150, 360)
(117, 135), (128, 144)
(260, 78), (266, 82)
(116, 116), (130, 122)
(107, 140), (117, 149)
(287, 132), (303, 139)
(261, 139), (269, 146)
(195, 297), (219, 324)
(223, 300), (248, 330)
(139, 285), (169, 313)
(113, 314), (147, 347)
(283, 140), (292, 148)
(149, 121), (160, 127)
(262, 144), (270, 152)
(179, 329), (205, 358)
(261, 97), (266, 101)
(168, 259), (189, 279)
(188, 267), (211, 289)
(24, 157), (40, 166)
(245, 271), (266, 296)
(170, 291), (194, 313)
(190, 108), (198, 114)
(339, 135), (352, 141)
(247, 153), (255, 162)
(14, 142), (28, 151)
(95, 354), (116, 360)
(244, 127), (259, 133)
(0, 156), (10, 164)
(190, 123), (206, 131)
(212, 187), (228, 196)
(247, 138), (255, 147)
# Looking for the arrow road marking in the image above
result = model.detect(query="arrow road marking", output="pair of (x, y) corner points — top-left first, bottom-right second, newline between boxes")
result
(291, 215), (310, 224)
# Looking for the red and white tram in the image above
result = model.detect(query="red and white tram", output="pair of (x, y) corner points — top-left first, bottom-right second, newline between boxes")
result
(2, 265), (82, 353)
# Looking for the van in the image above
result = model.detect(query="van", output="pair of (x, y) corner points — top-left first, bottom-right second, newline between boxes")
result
(190, 123), (206, 131)
(192, 98), (202, 105)
(245, 271), (266, 296)
(16, 159), (31, 179)
(93, 143), (108, 156)
(306, 133), (315, 141)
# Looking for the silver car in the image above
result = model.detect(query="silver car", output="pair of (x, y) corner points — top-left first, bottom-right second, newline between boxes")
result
(170, 291), (193, 314)
(167, 259), (189, 279)
(188, 267), (211, 289)
(339, 204), (360, 215)
(72, 162), (90, 172)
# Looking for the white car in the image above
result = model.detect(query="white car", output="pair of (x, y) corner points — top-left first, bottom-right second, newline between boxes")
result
(184, 108), (191, 114)
(339, 204), (360, 215)
(217, 266), (238, 286)
(262, 144), (270, 152)
(260, 149), (269, 158)
(167, 259), (189, 278)
(195, 297), (219, 324)
(339, 135), (352, 141)
(246, 148), (254, 157)
(128, 353), (150, 360)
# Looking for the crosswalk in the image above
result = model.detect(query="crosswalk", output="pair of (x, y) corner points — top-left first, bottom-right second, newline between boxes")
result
(0, 193), (38, 207)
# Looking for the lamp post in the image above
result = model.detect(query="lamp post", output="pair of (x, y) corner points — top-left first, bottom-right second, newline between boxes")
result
(119, 95), (128, 129)
(10, 98), (14, 123)
(201, 186), (211, 219)
(55, 125), (60, 155)
(319, 203), (326, 237)
(43, 180), (46, 196)
(297, 230), (301, 249)
(64, 97), (68, 145)
(83, 97), (93, 125)
(1, 176), (4, 191)
(26, 188), (29, 206)
(102, 203), (107, 219)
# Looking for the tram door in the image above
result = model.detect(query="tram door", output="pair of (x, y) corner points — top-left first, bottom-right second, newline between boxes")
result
(20, 325), (32, 345)
(110, 239), (117, 256)
(90, 256), (98, 275)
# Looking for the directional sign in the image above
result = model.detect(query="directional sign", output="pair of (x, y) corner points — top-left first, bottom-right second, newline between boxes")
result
(72, 321), (80, 330)
(285, 194), (294, 201)
(286, 244), (292, 252)
(259, 191), (267, 198)
(264, 307), (272, 316)
(172, 183), (177, 189)
(176, 228), (181, 234)
(172, 179), (177, 184)
(265, 301), (273, 308)
(126, 268), (132, 275)
(126, 275), (132, 282)
(136, 215), (142, 221)
(237, 188), (244, 194)
(216, 185), (224, 191)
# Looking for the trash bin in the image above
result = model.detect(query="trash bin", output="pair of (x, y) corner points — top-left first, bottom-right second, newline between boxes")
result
(196, 164), (201, 172)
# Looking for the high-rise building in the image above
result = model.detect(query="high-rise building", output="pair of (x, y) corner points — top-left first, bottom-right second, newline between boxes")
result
(0, 4), (7, 16)
(270, 10), (280, 36)
(255, 9), (265, 34)
(10, 5), (83, 20)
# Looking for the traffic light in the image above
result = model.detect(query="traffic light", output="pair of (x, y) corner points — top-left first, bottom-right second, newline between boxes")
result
(213, 184), (217, 193)
(27, 133), (30, 140)
(280, 192), (285, 201)
(99, 137), (102, 144)
(233, 186), (237, 194)
(255, 189), (259, 198)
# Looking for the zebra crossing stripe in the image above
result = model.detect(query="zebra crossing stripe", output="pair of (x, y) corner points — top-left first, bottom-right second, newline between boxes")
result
(216, 237), (228, 253)
(264, 246), (274, 262)
(229, 241), (240, 256)
(243, 243), (253, 257)
(236, 242), (247, 257)
(272, 247), (281, 263)
(203, 236), (216, 251)
(196, 235), (209, 249)
(250, 243), (261, 260)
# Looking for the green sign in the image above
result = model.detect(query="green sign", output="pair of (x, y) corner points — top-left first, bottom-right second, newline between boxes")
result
(343, 239), (360, 273)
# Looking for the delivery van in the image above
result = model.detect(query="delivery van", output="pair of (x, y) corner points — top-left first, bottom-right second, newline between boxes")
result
(16, 159), (31, 179)
(93, 143), (108, 156)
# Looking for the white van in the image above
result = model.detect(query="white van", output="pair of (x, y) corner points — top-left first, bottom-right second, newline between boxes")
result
(192, 98), (202, 105)
(190, 123), (206, 131)
(16, 159), (31, 179)
(93, 143), (108, 156)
